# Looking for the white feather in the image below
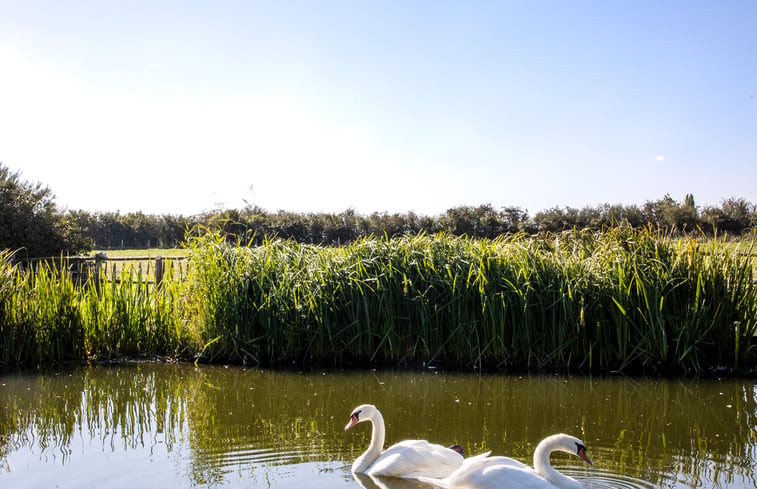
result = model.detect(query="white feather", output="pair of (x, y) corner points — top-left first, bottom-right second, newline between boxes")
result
(418, 433), (592, 489)
(345, 404), (472, 479)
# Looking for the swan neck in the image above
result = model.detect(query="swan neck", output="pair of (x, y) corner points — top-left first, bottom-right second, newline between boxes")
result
(368, 410), (386, 456)
(353, 410), (385, 472)
(533, 438), (581, 489)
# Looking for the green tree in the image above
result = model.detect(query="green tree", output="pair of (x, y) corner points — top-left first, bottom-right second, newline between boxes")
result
(533, 206), (579, 232)
(642, 194), (698, 232)
(702, 197), (755, 234)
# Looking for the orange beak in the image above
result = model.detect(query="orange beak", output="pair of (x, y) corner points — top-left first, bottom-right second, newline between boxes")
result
(345, 414), (359, 431)
(578, 447), (593, 466)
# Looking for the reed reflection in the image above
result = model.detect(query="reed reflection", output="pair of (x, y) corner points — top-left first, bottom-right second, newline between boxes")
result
(0, 365), (190, 464)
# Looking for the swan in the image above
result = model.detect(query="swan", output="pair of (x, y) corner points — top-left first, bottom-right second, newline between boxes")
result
(344, 404), (470, 478)
(418, 433), (592, 489)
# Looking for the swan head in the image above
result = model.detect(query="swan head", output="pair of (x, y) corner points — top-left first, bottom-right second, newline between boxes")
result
(345, 404), (380, 431)
(550, 434), (593, 466)
(575, 442), (592, 465)
(449, 444), (465, 456)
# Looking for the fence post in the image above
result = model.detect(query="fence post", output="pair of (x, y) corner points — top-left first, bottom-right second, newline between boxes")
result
(94, 252), (107, 295)
(155, 256), (164, 288)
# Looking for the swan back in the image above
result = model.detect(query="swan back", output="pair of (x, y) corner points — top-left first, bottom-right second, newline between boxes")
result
(419, 434), (592, 489)
(417, 451), (522, 487)
(367, 439), (465, 478)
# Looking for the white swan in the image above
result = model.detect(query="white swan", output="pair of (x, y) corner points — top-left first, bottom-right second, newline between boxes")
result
(344, 404), (468, 478)
(418, 433), (592, 489)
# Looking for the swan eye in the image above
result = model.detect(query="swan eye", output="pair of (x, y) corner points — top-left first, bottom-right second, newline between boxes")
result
(351, 410), (361, 421)
(575, 443), (586, 454)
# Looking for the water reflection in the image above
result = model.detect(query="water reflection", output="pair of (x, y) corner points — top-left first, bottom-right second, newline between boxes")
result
(353, 472), (433, 489)
(0, 365), (755, 488)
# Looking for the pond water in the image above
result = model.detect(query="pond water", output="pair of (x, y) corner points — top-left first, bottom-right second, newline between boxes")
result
(0, 364), (755, 489)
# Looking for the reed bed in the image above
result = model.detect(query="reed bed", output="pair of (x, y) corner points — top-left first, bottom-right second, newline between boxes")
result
(2, 229), (756, 373)
(0, 251), (190, 364)
(186, 229), (757, 373)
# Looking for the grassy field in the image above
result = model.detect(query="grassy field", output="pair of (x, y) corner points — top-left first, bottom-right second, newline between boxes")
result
(698, 236), (757, 281)
(94, 248), (189, 258)
(88, 248), (190, 284)
(2, 229), (756, 373)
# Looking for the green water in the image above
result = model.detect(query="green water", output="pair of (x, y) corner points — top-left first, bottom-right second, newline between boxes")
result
(0, 364), (755, 488)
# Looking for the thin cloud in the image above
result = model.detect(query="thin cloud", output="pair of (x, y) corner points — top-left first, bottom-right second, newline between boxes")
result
(656, 154), (665, 162)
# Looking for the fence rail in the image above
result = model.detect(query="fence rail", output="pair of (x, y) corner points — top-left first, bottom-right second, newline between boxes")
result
(17, 254), (190, 287)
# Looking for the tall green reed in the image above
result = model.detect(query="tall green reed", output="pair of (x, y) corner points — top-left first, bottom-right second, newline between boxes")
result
(82, 262), (187, 359)
(0, 256), (84, 363)
(185, 228), (756, 373)
(2, 228), (755, 373)
(0, 253), (188, 365)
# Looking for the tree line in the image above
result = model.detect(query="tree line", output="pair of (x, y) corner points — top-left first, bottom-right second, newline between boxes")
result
(2, 163), (756, 257)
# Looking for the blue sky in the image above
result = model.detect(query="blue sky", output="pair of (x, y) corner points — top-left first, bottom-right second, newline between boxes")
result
(1, 1), (755, 216)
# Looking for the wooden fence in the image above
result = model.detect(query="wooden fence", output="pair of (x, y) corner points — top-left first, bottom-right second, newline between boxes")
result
(19, 254), (190, 288)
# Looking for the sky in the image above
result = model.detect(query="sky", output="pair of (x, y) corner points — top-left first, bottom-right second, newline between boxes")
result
(1, 1), (755, 217)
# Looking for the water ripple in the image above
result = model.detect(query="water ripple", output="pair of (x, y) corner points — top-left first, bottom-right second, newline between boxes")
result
(201, 445), (312, 470)
(562, 468), (656, 489)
